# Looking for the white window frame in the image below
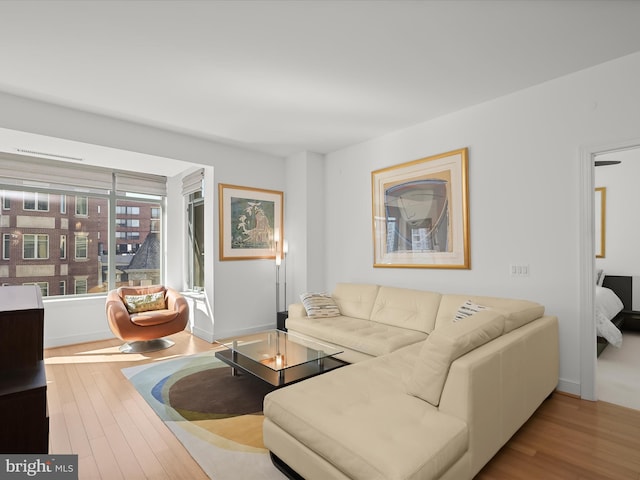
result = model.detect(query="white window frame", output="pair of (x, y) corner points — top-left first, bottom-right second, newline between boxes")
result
(23, 234), (49, 260)
(23, 192), (49, 211)
(2, 233), (10, 260)
(75, 196), (88, 216)
(60, 234), (67, 259)
(75, 234), (88, 260)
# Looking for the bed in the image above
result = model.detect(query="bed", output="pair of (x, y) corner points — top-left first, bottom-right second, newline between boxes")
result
(595, 274), (639, 356)
(595, 284), (623, 351)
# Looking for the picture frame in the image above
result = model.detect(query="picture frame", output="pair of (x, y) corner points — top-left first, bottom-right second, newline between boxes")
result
(595, 187), (606, 258)
(218, 183), (283, 261)
(371, 148), (470, 269)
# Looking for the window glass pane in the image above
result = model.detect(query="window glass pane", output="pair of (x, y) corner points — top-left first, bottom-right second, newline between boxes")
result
(187, 191), (205, 289)
(38, 235), (48, 258)
(24, 192), (36, 210)
(115, 199), (161, 287)
(75, 279), (87, 294)
(75, 235), (88, 259)
(0, 168), (165, 297)
(37, 194), (49, 211)
(3, 234), (10, 260)
(75, 196), (88, 216)
(23, 235), (35, 258)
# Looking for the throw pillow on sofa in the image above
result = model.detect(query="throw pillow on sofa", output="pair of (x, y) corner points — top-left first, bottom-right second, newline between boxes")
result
(406, 310), (505, 406)
(453, 300), (489, 322)
(300, 292), (341, 318)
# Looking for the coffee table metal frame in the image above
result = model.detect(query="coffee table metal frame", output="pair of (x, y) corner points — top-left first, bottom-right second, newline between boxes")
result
(214, 329), (347, 387)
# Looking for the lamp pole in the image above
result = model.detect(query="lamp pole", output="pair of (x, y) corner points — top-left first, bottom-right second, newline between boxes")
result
(275, 240), (281, 312)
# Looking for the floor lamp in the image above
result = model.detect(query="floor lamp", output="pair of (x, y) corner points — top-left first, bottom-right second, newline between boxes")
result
(275, 240), (288, 313)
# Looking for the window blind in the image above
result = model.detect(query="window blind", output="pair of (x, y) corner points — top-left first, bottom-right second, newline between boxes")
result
(0, 152), (167, 197)
(181, 168), (204, 196)
(0, 152), (113, 192)
(116, 171), (167, 197)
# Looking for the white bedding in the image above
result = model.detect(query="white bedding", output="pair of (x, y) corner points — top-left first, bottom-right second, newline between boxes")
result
(595, 285), (624, 348)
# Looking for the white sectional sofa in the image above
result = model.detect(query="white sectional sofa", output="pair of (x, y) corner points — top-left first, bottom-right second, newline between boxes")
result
(263, 283), (559, 480)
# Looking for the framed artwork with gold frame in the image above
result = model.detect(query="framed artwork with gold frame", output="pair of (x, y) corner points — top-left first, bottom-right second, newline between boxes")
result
(371, 148), (470, 269)
(595, 187), (606, 258)
(218, 183), (283, 261)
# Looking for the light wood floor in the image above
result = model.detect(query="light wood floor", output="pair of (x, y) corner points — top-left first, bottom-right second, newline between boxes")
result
(45, 332), (640, 480)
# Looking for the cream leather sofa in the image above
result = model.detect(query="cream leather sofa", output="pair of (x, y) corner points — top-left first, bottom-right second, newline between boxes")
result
(263, 283), (559, 480)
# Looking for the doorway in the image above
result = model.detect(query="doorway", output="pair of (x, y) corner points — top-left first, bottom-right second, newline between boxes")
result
(580, 140), (640, 403)
(593, 147), (640, 410)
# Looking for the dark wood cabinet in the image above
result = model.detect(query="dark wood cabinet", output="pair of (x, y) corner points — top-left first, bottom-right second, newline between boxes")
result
(0, 285), (49, 453)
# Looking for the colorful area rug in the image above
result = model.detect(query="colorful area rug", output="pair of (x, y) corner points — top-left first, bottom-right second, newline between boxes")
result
(122, 352), (287, 479)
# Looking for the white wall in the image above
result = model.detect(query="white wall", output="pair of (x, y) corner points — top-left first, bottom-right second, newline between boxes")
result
(322, 51), (640, 396)
(0, 92), (285, 346)
(284, 151), (326, 307)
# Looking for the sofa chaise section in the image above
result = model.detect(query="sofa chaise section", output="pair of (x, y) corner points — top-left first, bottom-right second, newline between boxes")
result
(264, 283), (559, 480)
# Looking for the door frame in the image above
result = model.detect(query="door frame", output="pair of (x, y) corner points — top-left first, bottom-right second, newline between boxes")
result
(579, 138), (640, 400)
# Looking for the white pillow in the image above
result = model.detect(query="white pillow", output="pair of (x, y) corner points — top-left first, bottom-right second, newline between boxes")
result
(300, 293), (341, 318)
(407, 310), (505, 406)
(453, 300), (489, 322)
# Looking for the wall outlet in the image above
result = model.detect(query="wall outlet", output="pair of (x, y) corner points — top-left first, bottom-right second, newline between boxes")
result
(510, 264), (530, 277)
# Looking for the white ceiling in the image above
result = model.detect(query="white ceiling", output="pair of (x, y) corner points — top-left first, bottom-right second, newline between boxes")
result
(1, 0), (640, 165)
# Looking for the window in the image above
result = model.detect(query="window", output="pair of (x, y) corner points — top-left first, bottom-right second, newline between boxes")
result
(75, 234), (88, 260)
(75, 196), (88, 216)
(116, 219), (140, 227)
(115, 206), (140, 215)
(60, 235), (67, 259)
(151, 208), (160, 218)
(186, 190), (205, 290)
(23, 234), (49, 259)
(2, 234), (9, 260)
(75, 278), (87, 295)
(24, 192), (49, 211)
(0, 156), (166, 297)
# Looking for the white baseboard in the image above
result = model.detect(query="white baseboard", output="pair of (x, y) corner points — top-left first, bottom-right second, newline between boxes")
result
(44, 330), (115, 349)
(556, 377), (581, 397)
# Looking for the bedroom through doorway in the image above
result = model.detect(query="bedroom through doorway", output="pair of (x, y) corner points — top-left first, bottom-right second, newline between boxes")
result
(593, 146), (640, 410)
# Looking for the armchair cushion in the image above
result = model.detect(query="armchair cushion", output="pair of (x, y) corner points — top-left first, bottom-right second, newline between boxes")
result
(131, 309), (180, 326)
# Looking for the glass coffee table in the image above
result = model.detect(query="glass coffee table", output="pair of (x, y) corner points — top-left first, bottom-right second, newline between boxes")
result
(214, 330), (347, 387)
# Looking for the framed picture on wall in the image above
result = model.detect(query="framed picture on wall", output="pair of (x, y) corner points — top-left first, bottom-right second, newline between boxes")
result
(218, 183), (283, 260)
(371, 148), (470, 269)
(595, 186), (606, 258)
